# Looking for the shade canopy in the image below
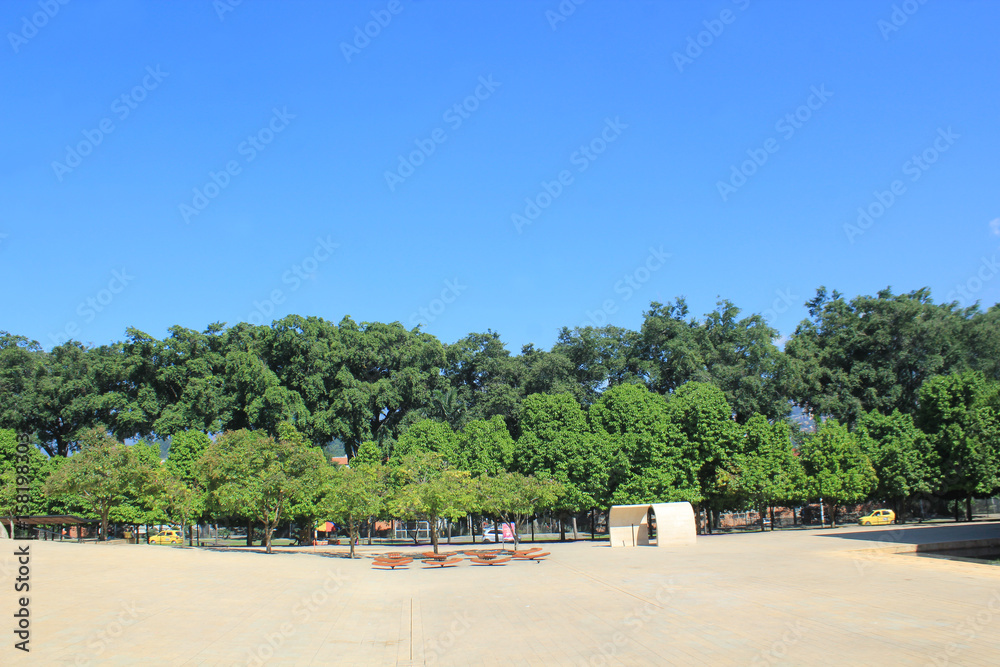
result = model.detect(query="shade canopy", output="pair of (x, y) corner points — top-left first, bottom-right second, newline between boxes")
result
(608, 502), (696, 548)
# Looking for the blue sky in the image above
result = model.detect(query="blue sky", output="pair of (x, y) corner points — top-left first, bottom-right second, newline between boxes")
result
(2, 0), (999, 352)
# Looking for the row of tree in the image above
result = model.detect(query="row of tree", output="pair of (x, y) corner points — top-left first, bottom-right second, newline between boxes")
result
(0, 424), (562, 556)
(4, 368), (998, 541)
(2, 287), (998, 461)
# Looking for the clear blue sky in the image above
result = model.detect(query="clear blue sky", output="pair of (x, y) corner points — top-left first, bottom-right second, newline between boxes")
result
(3, 0), (999, 352)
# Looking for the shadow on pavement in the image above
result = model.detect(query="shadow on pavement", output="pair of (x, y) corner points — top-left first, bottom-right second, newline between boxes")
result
(815, 522), (1000, 545)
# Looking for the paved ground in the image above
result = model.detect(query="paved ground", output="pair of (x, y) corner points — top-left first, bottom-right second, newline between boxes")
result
(3, 522), (1000, 665)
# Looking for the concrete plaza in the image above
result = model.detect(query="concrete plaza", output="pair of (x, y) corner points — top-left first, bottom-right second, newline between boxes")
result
(3, 522), (1000, 665)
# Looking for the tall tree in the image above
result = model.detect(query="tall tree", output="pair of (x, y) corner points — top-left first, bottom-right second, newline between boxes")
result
(855, 409), (936, 522)
(663, 381), (740, 531)
(391, 451), (476, 553)
(552, 325), (646, 400)
(786, 287), (968, 425)
(798, 419), (877, 526)
(700, 300), (789, 423)
(44, 428), (162, 539)
(514, 393), (611, 537)
(330, 317), (445, 457)
(915, 372), (1000, 520)
(639, 299), (708, 395)
(475, 472), (563, 549)
(200, 424), (327, 553)
(724, 415), (804, 531)
(319, 464), (385, 558)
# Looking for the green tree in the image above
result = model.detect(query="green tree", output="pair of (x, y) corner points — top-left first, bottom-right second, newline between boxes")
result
(588, 383), (696, 504)
(639, 299), (707, 395)
(785, 287), (968, 425)
(165, 430), (212, 483)
(915, 372), (1000, 520)
(724, 415), (804, 531)
(319, 465), (385, 558)
(663, 382), (740, 532)
(855, 409), (936, 522)
(552, 325), (645, 401)
(456, 415), (516, 476)
(331, 318), (446, 457)
(200, 424), (327, 553)
(392, 419), (459, 462)
(475, 472), (563, 549)
(799, 419), (877, 526)
(44, 428), (161, 540)
(391, 451), (476, 553)
(515, 393), (611, 538)
(699, 300), (789, 423)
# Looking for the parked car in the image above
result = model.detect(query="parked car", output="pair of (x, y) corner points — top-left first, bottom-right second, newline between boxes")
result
(149, 529), (183, 545)
(858, 509), (895, 526)
(481, 523), (515, 543)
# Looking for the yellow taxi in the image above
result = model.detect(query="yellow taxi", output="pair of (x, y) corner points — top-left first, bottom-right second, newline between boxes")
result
(857, 509), (895, 526)
(148, 529), (183, 545)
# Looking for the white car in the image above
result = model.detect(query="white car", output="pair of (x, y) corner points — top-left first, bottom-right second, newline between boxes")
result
(481, 525), (513, 543)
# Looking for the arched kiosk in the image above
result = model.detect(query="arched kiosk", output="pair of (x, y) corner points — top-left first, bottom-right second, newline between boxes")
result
(608, 502), (696, 548)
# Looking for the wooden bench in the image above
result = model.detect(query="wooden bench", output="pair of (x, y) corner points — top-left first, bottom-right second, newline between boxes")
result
(469, 556), (511, 566)
(421, 557), (463, 568)
(512, 551), (550, 563)
(372, 557), (413, 570)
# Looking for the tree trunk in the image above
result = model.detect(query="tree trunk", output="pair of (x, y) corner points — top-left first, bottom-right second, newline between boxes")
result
(246, 518), (253, 546)
(559, 513), (566, 541)
(591, 509), (595, 540)
(430, 516), (439, 554)
(954, 499), (961, 522)
(367, 517), (373, 545)
(447, 520), (451, 545)
(966, 495), (973, 522)
(769, 506), (775, 531)
(470, 514), (476, 543)
(349, 519), (357, 559)
(571, 516), (579, 541)
(101, 509), (110, 542)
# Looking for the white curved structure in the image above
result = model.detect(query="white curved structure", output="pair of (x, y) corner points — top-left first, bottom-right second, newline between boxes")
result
(608, 502), (696, 548)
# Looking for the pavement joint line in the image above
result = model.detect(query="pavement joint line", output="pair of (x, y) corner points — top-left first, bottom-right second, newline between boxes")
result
(553, 557), (666, 609)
